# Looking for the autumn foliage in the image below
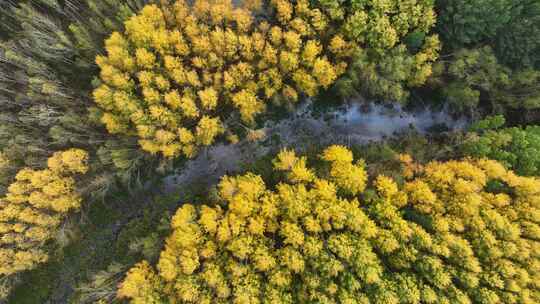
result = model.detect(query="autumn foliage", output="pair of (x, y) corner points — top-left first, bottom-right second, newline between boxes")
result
(93, 0), (352, 158)
(2, 0), (540, 302)
(0, 149), (88, 276)
(118, 146), (540, 303)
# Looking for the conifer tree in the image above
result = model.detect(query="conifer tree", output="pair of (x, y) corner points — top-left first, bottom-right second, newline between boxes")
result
(436, 0), (540, 68)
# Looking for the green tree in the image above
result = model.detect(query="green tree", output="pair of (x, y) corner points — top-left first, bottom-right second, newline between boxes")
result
(431, 47), (540, 116)
(436, 0), (540, 68)
(319, 0), (441, 102)
(462, 116), (540, 176)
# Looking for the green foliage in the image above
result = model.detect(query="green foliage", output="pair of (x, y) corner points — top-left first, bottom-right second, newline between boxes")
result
(76, 262), (128, 304)
(0, 275), (19, 302)
(432, 1), (540, 120)
(319, 0), (441, 102)
(436, 0), (540, 68)
(442, 82), (481, 113)
(432, 47), (540, 115)
(469, 115), (506, 132)
(462, 117), (540, 176)
(437, 0), (513, 47)
(6, 262), (59, 304)
(495, 1), (540, 68)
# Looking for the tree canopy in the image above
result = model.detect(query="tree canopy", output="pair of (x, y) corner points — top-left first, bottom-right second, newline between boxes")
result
(430, 47), (540, 115)
(0, 149), (88, 277)
(0, 0), (539, 302)
(118, 146), (540, 304)
(324, 0), (441, 101)
(462, 116), (540, 176)
(93, 0), (353, 158)
(436, 0), (540, 68)
(93, 0), (442, 158)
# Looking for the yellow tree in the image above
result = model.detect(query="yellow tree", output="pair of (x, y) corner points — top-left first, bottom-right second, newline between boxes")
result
(0, 149), (88, 276)
(118, 146), (539, 303)
(93, 0), (350, 158)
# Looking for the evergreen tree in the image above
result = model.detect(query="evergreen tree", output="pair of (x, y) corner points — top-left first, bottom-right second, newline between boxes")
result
(429, 47), (540, 116)
(436, 0), (540, 68)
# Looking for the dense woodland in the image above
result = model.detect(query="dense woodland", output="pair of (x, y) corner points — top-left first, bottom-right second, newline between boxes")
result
(0, 0), (538, 303)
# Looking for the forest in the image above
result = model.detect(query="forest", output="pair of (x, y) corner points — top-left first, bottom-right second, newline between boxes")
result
(0, 0), (538, 303)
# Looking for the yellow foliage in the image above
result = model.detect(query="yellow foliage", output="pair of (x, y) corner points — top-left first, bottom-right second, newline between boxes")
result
(197, 87), (218, 110)
(195, 116), (224, 146)
(47, 149), (89, 174)
(231, 90), (265, 124)
(321, 145), (354, 163)
(100, 112), (128, 134)
(398, 153), (423, 178)
(135, 48), (155, 68)
(273, 149), (315, 183)
(374, 175), (398, 199)
(94, 0), (352, 157)
(120, 146), (381, 303)
(302, 40), (321, 64)
(289, 158), (315, 183)
(312, 57), (338, 87)
(321, 145), (367, 195)
(118, 261), (163, 303)
(272, 0), (293, 23)
(0, 149), (88, 276)
(119, 148), (539, 303)
(292, 70), (318, 96)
